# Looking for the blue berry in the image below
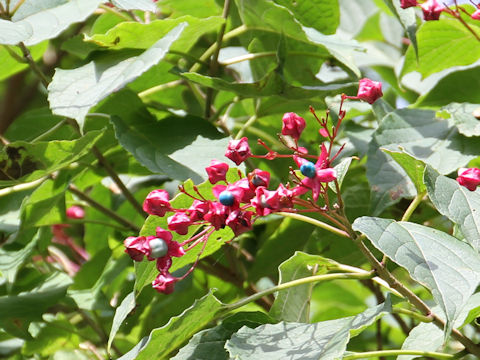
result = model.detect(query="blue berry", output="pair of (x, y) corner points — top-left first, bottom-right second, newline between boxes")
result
(149, 238), (169, 258)
(300, 162), (316, 178)
(219, 190), (235, 206)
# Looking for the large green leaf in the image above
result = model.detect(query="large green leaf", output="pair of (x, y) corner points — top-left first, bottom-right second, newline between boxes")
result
(0, 272), (72, 325)
(172, 312), (273, 360)
(401, 20), (480, 78)
(382, 148), (426, 194)
(134, 175), (236, 294)
(20, 175), (66, 228)
(0, 229), (39, 289)
(225, 298), (391, 360)
(48, 23), (186, 126)
(367, 108), (480, 214)
(0, 130), (102, 188)
(108, 291), (136, 354)
(235, 0), (362, 77)
(415, 67), (480, 107)
(269, 252), (334, 323)
(273, 0), (339, 35)
(441, 102), (480, 137)
(0, 0), (104, 46)
(118, 292), (223, 360)
(424, 166), (480, 252)
(104, 90), (230, 183)
(87, 16), (223, 52)
(352, 217), (480, 337)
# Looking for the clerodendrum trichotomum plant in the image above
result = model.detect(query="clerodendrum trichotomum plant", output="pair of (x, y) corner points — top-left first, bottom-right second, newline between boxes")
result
(4, 0), (480, 359)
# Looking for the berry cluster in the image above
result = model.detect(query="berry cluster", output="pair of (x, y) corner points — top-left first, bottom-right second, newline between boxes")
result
(124, 79), (384, 294)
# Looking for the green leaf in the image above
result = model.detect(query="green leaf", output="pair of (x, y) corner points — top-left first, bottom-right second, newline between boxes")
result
(415, 67), (480, 107)
(273, 0), (339, 35)
(0, 130), (102, 188)
(87, 16), (223, 52)
(111, 0), (157, 11)
(20, 176), (66, 228)
(180, 71), (355, 99)
(382, 0), (417, 58)
(401, 20), (480, 78)
(248, 216), (315, 282)
(0, 272), (72, 324)
(424, 166), (480, 252)
(118, 292), (223, 360)
(441, 102), (480, 137)
(0, 41), (47, 81)
(0, 229), (39, 289)
(328, 157), (353, 193)
(48, 23), (186, 126)
(366, 108), (480, 214)
(397, 322), (443, 360)
(235, 0), (362, 77)
(352, 217), (480, 338)
(269, 252), (335, 322)
(105, 90), (230, 183)
(225, 297), (391, 360)
(172, 312), (273, 360)
(134, 175), (236, 294)
(382, 148), (426, 194)
(3, 0), (104, 46)
(108, 291), (136, 354)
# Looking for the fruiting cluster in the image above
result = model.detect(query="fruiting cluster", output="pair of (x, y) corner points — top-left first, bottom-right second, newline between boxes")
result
(123, 79), (384, 294)
(400, 0), (480, 21)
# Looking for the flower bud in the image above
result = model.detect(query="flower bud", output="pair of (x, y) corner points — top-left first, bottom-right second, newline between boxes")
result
(400, 0), (417, 9)
(143, 189), (172, 216)
(281, 112), (306, 140)
(472, 9), (480, 20)
(420, 0), (444, 21)
(457, 168), (480, 191)
(152, 272), (177, 294)
(356, 78), (383, 104)
(205, 159), (229, 184)
(66, 206), (85, 219)
(225, 137), (251, 165)
(167, 212), (192, 235)
(124, 236), (148, 261)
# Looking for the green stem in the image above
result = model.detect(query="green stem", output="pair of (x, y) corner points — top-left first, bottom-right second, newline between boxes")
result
(31, 119), (68, 142)
(3, 45), (26, 63)
(343, 350), (454, 360)
(225, 272), (374, 311)
(189, 25), (248, 73)
(401, 191), (425, 222)
(0, 176), (47, 197)
(277, 212), (350, 238)
(68, 184), (140, 233)
(219, 50), (329, 66)
(138, 79), (184, 99)
(235, 114), (257, 140)
(18, 42), (50, 87)
(393, 307), (433, 323)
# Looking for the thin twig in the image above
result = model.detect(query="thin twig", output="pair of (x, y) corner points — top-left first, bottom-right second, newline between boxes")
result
(18, 42), (50, 87)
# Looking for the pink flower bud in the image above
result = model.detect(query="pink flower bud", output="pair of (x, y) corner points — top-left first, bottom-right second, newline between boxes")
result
(357, 78), (383, 104)
(188, 200), (210, 221)
(316, 168), (337, 183)
(66, 206), (85, 219)
(400, 0), (417, 9)
(281, 112), (306, 140)
(152, 272), (177, 294)
(167, 212), (192, 235)
(124, 236), (149, 261)
(205, 159), (229, 184)
(225, 137), (252, 165)
(319, 128), (330, 138)
(472, 9), (480, 20)
(420, 0), (444, 20)
(457, 168), (480, 191)
(143, 189), (172, 217)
